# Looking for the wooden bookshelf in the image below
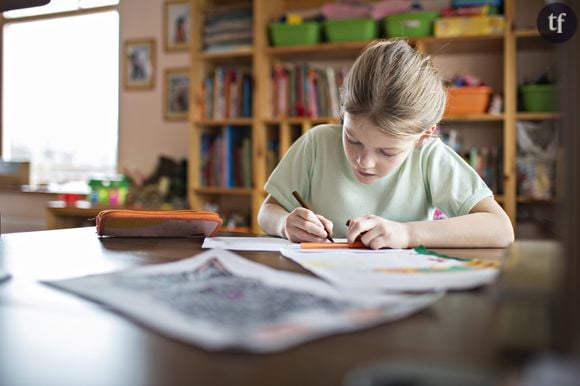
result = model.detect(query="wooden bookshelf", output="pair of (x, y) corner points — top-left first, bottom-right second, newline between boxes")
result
(516, 112), (561, 120)
(265, 34), (505, 57)
(194, 187), (253, 195)
(515, 29), (540, 38)
(516, 196), (558, 204)
(197, 46), (254, 60)
(265, 41), (371, 57)
(443, 114), (504, 122)
(417, 33), (505, 44)
(263, 117), (339, 125)
(194, 118), (253, 126)
(188, 0), (560, 234)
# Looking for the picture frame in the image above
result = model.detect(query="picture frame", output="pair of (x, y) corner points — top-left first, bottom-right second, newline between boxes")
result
(124, 39), (156, 90)
(164, 67), (190, 121)
(163, 0), (191, 52)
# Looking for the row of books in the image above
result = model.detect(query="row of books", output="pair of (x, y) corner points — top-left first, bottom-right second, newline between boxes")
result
(269, 63), (349, 118)
(202, 126), (552, 200)
(200, 67), (252, 119)
(462, 146), (503, 195)
(440, 128), (503, 194)
(203, 3), (253, 52)
(200, 126), (252, 188)
(266, 138), (280, 176)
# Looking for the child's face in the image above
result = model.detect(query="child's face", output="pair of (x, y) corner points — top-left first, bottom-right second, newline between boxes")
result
(342, 113), (417, 184)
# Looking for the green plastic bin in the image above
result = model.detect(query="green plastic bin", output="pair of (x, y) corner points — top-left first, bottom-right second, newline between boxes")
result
(520, 84), (557, 112)
(324, 18), (378, 43)
(384, 11), (439, 38)
(270, 22), (321, 46)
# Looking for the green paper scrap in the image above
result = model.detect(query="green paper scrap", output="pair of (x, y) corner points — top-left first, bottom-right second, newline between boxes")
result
(413, 245), (471, 262)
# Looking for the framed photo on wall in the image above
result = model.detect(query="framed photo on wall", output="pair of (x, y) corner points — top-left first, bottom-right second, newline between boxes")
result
(124, 39), (155, 90)
(164, 67), (190, 120)
(163, 0), (191, 52)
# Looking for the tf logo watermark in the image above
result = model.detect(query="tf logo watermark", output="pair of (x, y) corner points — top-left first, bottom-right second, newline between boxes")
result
(537, 2), (577, 43)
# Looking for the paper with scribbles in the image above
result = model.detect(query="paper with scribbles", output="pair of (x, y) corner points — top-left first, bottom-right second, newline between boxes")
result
(44, 249), (440, 353)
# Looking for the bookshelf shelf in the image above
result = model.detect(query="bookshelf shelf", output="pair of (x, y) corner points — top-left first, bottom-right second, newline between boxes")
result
(517, 196), (558, 204)
(418, 34), (504, 54)
(417, 33), (505, 44)
(494, 196), (555, 206)
(514, 29), (540, 38)
(265, 34), (505, 57)
(516, 112), (561, 120)
(194, 118), (253, 126)
(265, 41), (370, 57)
(195, 187), (254, 195)
(263, 117), (339, 125)
(443, 114), (504, 122)
(197, 46), (254, 60)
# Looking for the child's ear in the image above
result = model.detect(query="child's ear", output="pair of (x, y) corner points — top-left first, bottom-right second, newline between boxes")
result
(416, 126), (437, 147)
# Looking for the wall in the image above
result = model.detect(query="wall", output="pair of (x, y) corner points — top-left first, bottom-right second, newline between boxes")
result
(118, 0), (189, 179)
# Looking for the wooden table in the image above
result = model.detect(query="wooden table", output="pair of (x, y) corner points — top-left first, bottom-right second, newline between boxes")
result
(0, 227), (519, 386)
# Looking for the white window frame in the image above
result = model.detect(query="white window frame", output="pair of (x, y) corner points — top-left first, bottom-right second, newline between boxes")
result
(0, 1), (119, 186)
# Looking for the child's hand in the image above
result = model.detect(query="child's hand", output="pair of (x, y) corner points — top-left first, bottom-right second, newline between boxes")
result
(283, 208), (334, 242)
(346, 215), (410, 249)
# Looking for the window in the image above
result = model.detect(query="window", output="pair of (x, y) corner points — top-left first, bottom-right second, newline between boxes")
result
(2, 1), (119, 185)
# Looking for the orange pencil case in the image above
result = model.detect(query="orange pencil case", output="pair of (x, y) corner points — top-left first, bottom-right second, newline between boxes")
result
(96, 210), (222, 238)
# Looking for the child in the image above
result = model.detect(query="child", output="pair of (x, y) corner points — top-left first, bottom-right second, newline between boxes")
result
(258, 40), (514, 249)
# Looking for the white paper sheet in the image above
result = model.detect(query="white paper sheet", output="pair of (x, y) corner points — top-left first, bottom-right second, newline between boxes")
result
(0, 269), (10, 283)
(202, 236), (295, 251)
(280, 245), (499, 292)
(44, 249), (441, 353)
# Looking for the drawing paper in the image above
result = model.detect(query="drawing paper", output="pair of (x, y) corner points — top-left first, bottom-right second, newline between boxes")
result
(280, 245), (500, 292)
(44, 249), (440, 353)
(202, 236), (295, 251)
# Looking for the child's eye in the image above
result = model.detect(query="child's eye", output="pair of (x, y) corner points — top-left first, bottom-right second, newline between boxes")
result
(347, 137), (361, 145)
(380, 150), (397, 157)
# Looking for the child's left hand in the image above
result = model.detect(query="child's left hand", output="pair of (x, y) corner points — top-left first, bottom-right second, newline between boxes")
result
(346, 215), (411, 249)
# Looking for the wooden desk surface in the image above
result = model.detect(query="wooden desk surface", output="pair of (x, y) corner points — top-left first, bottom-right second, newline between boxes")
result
(0, 227), (511, 386)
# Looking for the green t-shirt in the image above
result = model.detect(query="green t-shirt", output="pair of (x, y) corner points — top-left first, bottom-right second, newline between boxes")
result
(264, 124), (493, 237)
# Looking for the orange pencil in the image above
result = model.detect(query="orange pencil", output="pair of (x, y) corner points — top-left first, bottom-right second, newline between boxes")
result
(301, 241), (367, 249)
(292, 191), (335, 243)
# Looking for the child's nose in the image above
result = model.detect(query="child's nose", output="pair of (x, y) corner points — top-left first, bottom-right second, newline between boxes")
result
(357, 150), (375, 169)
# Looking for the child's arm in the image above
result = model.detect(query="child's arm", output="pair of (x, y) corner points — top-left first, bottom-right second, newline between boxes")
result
(258, 195), (334, 242)
(346, 197), (514, 249)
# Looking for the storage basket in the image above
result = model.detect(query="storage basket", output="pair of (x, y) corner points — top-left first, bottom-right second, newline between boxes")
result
(445, 86), (492, 115)
(520, 84), (557, 112)
(270, 22), (321, 46)
(384, 11), (439, 38)
(324, 18), (378, 42)
(451, 0), (503, 7)
(434, 16), (505, 37)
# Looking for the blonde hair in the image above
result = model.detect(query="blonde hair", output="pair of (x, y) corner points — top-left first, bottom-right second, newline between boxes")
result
(341, 40), (446, 139)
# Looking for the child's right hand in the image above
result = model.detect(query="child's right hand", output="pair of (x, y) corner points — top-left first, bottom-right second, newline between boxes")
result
(283, 208), (334, 242)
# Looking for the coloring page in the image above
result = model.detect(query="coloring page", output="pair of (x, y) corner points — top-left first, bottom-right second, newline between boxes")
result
(45, 249), (440, 353)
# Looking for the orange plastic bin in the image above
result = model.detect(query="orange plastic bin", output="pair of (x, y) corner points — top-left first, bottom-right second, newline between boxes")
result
(444, 86), (492, 115)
